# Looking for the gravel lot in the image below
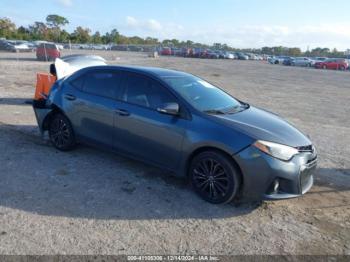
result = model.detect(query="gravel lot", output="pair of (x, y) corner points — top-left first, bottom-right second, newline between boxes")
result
(0, 50), (349, 255)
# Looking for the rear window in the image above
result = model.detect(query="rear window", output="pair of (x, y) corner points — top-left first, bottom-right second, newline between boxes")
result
(39, 43), (56, 49)
(84, 71), (121, 99)
(70, 76), (85, 91)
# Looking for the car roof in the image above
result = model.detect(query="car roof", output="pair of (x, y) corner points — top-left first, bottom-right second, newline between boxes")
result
(85, 65), (192, 78)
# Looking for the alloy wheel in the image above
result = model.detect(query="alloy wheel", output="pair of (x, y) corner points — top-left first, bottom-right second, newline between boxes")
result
(50, 118), (71, 148)
(192, 158), (231, 202)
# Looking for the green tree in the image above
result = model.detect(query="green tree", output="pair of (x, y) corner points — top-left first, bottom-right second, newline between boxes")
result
(128, 36), (144, 45)
(92, 31), (102, 44)
(103, 29), (119, 44)
(144, 37), (159, 45)
(46, 14), (69, 42)
(17, 26), (30, 40)
(0, 17), (17, 38)
(71, 26), (91, 43)
(46, 14), (69, 28)
(29, 22), (48, 40)
(288, 47), (301, 57)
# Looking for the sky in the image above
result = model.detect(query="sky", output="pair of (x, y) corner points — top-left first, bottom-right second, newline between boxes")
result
(1, 0), (350, 50)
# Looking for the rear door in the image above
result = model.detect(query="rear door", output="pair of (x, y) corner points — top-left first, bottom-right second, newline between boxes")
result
(113, 72), (187, 169)
(64, 69), (122, 147)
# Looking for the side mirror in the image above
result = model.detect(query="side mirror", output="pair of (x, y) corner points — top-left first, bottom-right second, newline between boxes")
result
(157, 102), (180, 116)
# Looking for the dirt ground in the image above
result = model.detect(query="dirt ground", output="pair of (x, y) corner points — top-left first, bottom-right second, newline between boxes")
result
(0, 50), (349, 255)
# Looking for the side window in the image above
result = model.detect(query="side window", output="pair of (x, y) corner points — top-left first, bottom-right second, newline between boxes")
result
(70, 75), (85, 91)
(122, 73), (151, 107)
(148, 80), (176, 109)
(122, 73), (176, 109)
(83, 71), (121, 99)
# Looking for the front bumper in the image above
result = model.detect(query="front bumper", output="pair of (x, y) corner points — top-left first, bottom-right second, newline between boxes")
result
(233, 145), (317, 201)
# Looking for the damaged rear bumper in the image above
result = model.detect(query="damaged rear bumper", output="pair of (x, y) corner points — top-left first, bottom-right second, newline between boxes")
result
(32, 99), (53, 135)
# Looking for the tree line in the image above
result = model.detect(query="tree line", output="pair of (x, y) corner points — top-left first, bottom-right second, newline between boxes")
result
(0, 15), (347, 57)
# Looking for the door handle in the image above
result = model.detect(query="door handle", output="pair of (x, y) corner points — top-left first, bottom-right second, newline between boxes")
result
(64, 94), (76, 101)
(115, 109), (130, 116)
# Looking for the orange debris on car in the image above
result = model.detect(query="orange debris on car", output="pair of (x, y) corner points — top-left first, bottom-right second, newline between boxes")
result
(34, 73), (56, 100)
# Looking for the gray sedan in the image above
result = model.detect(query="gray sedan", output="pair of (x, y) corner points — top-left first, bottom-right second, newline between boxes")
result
(33, 63), (317, 204)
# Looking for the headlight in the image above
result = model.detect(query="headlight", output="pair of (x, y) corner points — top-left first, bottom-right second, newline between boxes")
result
(253, 140), (299, 161)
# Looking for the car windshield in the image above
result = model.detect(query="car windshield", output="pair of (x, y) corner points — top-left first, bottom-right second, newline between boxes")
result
(162, 75), (244, 113)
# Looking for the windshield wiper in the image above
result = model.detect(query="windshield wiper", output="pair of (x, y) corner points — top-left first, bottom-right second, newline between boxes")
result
(223, 103), (250, 114)
(203, 103), (250, 115)
(203, 109), (226, 115)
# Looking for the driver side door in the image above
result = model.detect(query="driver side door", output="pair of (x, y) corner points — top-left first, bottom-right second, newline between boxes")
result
(113, 72), (188, 169)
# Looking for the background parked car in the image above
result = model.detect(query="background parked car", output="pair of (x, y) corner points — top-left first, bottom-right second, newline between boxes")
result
(235, 52), (249, 60)
(0, 39), (34, 52)
(312, 57), (328, 63)
(189, 48), (202, 58)
(160, 47), (172, 56)
(269, 56), (290, 64)
(223, 52), (235, 59)
(282, 57), (295, 66)
(206, 50), (219, 59)
(315, 58), (349, 70)
(291, 57), (315, 67)
(0, 39), (16, 52)
(36, 43), (61, 61)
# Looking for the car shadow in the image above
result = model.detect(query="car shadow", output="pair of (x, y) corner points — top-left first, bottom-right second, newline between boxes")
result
(0, 97), (33, 106)
(0, 56), (39, 62)
(0, 123), (260, 220)
(1, 122), (348, 220)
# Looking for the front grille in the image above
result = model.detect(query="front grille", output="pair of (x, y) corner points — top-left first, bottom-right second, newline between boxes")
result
(296, 145), (313, 152)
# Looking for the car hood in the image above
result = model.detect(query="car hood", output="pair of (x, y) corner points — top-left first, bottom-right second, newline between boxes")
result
(215, 106), (311, 147)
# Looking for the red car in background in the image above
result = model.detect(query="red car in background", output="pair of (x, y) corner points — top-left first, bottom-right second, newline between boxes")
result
(315, 58), (349, 70)
(160, 47), (172, 56)
(36, 43), (61, 61)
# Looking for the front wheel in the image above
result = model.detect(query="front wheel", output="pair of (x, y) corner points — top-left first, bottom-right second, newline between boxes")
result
(189, 151), (240, 204)
(49, 113), (76, 151)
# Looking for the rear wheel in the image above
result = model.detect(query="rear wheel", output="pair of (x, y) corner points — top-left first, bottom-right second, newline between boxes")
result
(189, 151), (240, 204)
(49, 113), (76, 151)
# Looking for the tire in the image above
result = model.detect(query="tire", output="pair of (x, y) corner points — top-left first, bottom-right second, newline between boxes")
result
(340, 65), (345, 71)
(189, 151), (240, 204)
(49, 113), (76, 151)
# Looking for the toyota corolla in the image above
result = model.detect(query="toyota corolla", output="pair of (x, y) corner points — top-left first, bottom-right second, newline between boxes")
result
(33, 62), (317, 204)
